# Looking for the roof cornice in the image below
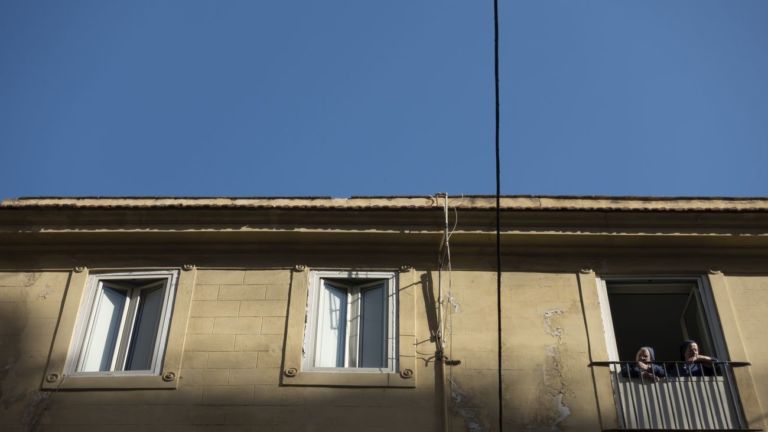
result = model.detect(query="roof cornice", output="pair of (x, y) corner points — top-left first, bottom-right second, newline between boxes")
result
(3, 196), (768, 212)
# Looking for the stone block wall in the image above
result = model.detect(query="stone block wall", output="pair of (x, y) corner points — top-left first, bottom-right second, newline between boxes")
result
(1, 267), (765, 431)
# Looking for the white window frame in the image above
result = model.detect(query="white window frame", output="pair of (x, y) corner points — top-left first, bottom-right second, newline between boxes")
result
(303, 270), (398, 373)
(66, 270), (178, 376)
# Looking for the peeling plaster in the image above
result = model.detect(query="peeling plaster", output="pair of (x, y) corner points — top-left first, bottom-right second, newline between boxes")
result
(543, 346), (571, 429)
(542, 309), (564, 341)
(446, 292), (460, 313)
(553, 393), (571, 425)
(529, 308), (571, 430)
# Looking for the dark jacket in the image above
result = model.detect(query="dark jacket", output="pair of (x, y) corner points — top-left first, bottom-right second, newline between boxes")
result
(670, 361), (719, 377)
(623, 363), (667, 379)
(672, 340), (719, 377)
(621, 347), (666, 380)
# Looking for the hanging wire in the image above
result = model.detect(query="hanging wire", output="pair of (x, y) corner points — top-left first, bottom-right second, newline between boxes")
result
(437, 196), (457, 338)
(436, 193), (450, 429)
(438, 194), (448, 352)
(446, 199), (461, 432)
(493, 0), (503, 430)
(437, 193), (461, 430)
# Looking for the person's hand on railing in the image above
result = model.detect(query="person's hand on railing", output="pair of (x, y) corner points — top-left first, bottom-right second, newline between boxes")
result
(682, 340), (715, 365)
(636, 361), (662, 382)
(640, 368), (661, 382)
(687, 353), (714, 364)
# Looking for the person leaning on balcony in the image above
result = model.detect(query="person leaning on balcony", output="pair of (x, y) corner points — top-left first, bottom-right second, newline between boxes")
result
(623, 346), (666, 382)
(674, 339), (718, 377)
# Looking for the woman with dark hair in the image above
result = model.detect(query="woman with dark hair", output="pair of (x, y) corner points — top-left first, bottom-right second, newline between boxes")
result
(675, 340), (717, 377)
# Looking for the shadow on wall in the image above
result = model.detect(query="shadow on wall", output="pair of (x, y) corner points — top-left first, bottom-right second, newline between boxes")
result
(0, 271), (61, 432)
(0, 269), (610, 431)
(0, 269), (445, 431)
(419, 272), (447, 431)
(0, 281), (27, 412)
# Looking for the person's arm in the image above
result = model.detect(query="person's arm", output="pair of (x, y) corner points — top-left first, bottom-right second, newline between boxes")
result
(640, 369), (660, 382)
(634, 362), (659, 381)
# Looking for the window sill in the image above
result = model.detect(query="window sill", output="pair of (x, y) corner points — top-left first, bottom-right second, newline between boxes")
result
(281, 370), (415, 388)
(41, 373), (178, 390)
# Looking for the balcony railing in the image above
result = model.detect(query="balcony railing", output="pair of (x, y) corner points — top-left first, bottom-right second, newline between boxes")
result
(590, 361), (757, 431)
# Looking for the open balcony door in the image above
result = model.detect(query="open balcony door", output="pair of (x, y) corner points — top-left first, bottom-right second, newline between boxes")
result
(600, 278), (746, 430)
(680, 289), (714, 357)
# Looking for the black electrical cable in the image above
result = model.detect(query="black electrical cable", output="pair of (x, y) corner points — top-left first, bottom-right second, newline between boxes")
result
(493, 0), (503, 431)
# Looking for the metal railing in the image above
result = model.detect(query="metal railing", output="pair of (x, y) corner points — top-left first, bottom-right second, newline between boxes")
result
(590, 361), (754, 430)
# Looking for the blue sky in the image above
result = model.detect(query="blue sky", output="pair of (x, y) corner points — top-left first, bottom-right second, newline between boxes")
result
(1, 1), (766, 199)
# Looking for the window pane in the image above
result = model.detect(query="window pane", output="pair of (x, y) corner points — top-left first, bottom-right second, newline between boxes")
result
(125, 285), (165, 371)
(81, 286), (127, 372)
(316, 282), (347, 367)
(360, 282), (387, 368)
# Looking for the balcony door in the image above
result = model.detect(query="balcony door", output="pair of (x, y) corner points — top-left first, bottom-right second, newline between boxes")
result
(598, 277), (745, 430)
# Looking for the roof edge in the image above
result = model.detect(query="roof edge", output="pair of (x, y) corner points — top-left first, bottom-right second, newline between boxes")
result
(3, 196), (768, 212)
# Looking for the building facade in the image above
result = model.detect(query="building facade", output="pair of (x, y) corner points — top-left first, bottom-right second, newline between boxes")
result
(0, 196), (766, 431)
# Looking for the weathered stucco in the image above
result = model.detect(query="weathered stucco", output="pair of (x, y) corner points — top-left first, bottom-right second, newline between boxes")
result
(719, 276), (768, 424)
(0, 196), (766, 431)
(0, 272), (68, 432)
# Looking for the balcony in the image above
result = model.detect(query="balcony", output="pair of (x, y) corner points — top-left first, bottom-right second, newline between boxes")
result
(591, 361), (759, 431)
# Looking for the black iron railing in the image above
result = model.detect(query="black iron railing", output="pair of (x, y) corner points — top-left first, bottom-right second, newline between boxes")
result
(590, 361), (755, 431)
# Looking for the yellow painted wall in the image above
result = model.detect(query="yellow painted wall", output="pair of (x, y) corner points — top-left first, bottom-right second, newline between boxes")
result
(718, 275), (768, 426)
(1, 266), (766, 431)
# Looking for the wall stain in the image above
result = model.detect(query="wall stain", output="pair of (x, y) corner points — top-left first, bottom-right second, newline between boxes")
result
(0, 276), (52, 432)
(0, 273), (41, 288)
(21, 391), (51, 432)
(543, 309), (564, 342)
(449, 378), (488, 432)
(0, 300), (26, 410)
(527, 308), (572, 431)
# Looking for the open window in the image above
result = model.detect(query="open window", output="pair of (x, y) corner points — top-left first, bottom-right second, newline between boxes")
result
(43, 267), (194, 390)
(72, 273), (177, 375)
(304, 271), (397, 372)
(603, 280), (717, 362)
(281, 268), (415, 387)
(597, 277), (747, 430)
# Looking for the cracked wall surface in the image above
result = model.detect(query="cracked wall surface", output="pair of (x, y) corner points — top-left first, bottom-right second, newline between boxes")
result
(541, 309), (571, 429)
(498, 273), (599, 431)
(442, 272), (601, 431)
